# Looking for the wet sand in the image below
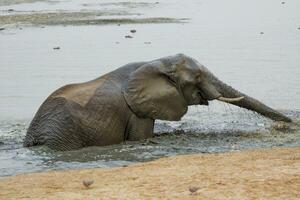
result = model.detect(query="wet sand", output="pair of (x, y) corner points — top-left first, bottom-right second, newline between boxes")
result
(0, 147), (299, 200)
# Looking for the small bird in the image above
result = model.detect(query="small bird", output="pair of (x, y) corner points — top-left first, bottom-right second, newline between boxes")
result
(189, 186), (200, 194)
(82, 179), (94, 188)
(130, 29), (137, 33)
(125, 35), (133, 38)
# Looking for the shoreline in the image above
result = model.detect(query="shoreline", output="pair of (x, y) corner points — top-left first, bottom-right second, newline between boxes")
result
(1, 147), (299, 200)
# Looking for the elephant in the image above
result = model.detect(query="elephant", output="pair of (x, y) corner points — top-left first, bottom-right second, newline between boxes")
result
(23, 54), (292, 151)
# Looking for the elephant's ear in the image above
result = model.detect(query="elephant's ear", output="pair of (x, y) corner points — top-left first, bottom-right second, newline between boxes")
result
(123, 60), (188, 121)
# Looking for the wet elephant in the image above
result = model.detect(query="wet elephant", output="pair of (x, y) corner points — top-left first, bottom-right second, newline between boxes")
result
(24, 54), (291, 151)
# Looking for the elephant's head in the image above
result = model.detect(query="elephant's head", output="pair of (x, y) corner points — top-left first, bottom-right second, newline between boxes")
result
(123, 54), (291, 122)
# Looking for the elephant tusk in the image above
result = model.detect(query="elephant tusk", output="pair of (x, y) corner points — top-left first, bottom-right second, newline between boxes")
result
(217, 96), (244, 103)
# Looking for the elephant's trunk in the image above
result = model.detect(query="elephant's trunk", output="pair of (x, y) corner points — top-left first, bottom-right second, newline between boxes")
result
(210, 76), (292, 122)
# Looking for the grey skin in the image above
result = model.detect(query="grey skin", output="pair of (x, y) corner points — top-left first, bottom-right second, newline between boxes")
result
(24, 54), (292, 151)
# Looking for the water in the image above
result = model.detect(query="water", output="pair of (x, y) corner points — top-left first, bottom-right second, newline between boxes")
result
(0, 0), (300, 177)
(1, 116), (300, 177)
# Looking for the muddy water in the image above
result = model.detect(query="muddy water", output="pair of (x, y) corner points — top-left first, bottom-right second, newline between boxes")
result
(0, 0), (300, 177)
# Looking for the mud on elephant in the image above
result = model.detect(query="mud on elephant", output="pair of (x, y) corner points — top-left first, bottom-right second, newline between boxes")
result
(24, 54), (292, 151)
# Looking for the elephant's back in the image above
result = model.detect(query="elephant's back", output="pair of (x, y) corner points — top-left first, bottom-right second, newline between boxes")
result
(46, 61), (146, 108)
(51, 75), (110, 108)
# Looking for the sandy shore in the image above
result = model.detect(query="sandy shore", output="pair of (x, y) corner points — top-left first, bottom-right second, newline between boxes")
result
(0, 147), (299, 200)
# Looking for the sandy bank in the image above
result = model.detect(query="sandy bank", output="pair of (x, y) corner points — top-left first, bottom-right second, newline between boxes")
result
(0, 147), (299, 200)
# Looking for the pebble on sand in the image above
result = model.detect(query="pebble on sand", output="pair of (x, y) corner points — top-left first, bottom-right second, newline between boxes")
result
(130, 29), (137, 33)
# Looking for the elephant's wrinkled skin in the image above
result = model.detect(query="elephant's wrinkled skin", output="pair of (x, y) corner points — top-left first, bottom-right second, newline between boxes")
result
(24, 54), (291, 151)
